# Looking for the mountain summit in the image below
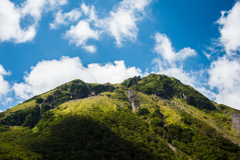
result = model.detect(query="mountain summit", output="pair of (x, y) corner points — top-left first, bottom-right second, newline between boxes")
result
(1, 74), (240, 159)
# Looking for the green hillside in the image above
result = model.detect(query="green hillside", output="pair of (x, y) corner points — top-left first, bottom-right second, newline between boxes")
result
(0, 74), (240, 159)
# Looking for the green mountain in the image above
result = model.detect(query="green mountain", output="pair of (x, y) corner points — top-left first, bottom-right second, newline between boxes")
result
(1, 74), (240, 159)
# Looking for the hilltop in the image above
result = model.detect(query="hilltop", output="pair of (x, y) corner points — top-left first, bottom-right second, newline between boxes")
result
(0, 74), (240, 159)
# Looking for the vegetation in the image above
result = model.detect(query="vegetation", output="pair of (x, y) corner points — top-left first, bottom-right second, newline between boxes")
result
(0, 74), (240, 159)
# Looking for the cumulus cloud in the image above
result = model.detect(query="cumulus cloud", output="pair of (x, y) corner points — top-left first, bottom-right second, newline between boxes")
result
(152, 58), (197, 86)
(64, 20), (99, 52)
(0, 110), (2, 113)
(208, 55), (240, 109)
(64, 0), (151, 52)
(50, 8), (81, 29)
(216, 1), (240, 54)
(96, 0), (151, 47)
(0, 0), (36, 43)
(205, 1), (240, 110)
(63, 3), (98, 51)
(152, 58), (216, 100)
(0, 0), (67, 43)
(152, 32), (197, 82)
(0, 65), (11, 76)
(154, 33), (197, 65)
(0, 65), (11, 99)
(152, 32), (199, 92)
(152, 32), (216, 99)
(13, 56), (142, 100)
(0, 76), (11, 99)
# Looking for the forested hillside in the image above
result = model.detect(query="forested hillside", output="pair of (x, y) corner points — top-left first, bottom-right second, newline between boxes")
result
(1, 74), (240, 159)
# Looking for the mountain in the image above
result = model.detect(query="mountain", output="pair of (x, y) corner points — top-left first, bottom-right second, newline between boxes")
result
(1, 74), (240, 159)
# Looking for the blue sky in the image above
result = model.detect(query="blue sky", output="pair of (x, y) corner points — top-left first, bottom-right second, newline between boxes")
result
(0, 0), (240, 111)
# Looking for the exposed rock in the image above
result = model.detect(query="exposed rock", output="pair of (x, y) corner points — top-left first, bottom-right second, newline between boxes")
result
(104, 83), (115, 92)
(127, 90), (137, 112)
(154, 84), (177, 99)
(230, 113), (240, 136)
(123, 76), (141, 88)
(185, 96), (216, 110)
(153, 84), (216, 110)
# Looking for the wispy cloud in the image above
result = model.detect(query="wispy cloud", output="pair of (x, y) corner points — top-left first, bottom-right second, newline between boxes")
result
(50, 9), (81, 29)
(1, 97), (13, 106)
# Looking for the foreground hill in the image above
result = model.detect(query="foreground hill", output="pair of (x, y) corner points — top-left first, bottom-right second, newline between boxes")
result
(1, 74), (240, 159)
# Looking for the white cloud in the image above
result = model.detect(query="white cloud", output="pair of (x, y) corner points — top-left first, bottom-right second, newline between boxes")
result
(84, 5), (97, 22)
(0, 76), (10, 98)
(202, 45), (222, 60)
(152, 32), (197, 85)
(196, 86), (217, 100)
(64, 20), (99, 52)
(153, 58), (196, 86)
(0, 65), (11, 99)
(82, 45), (97, 53)
(216, 1), (240, 54)
(0, 110), (2, 113)
(0, 65), (11, 76)
(97, 0), (151, 47)
(81, 3), (89, 15)
(205, 1), (240, 110)
(152, 58), (217, 100)
(13, 56), (142, 100)
(154, 33), (197, 65)
(0, 0), (67, 43)
(152, 32), (216, 100)
(50, 8), (81, 29)
(1, 97), (13, 106)
(21, 0), (68, 21)
(202, 51), (211, 60)
(208, 55), (240, 109)
(64, 0), (151, 52)
(0, 0), (36, 43)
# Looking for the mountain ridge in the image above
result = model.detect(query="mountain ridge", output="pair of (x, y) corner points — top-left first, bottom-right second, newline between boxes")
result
(1, 73), (240, 159)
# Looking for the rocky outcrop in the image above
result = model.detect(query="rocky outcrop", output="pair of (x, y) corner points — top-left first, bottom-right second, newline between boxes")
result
(154, 84), (216, 110)
(43, 81), (116, 108)
(154, 84), (176, 99)
(184, 96), (216, 110)
(122, 76), (141, 88)
(127, 90), (137, 112)
(230, 113), (240, 136)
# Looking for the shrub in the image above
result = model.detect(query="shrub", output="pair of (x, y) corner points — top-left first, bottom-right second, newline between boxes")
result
(36, 98), (44, 104)
(40, 104), (51, 115)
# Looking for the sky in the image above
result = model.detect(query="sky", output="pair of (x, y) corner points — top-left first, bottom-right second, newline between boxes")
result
(0, 0), (240, 112)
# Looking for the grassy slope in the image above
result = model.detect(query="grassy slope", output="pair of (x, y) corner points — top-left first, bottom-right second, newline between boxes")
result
(0, 97), (177, 159)
(1, 74), (240, 159)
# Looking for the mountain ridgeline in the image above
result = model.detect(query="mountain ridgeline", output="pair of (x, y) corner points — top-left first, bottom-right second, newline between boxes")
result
(1, 74), (240, 159)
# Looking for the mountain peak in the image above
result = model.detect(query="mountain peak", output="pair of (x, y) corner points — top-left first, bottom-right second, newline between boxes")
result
(1, 74), (240, 159)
